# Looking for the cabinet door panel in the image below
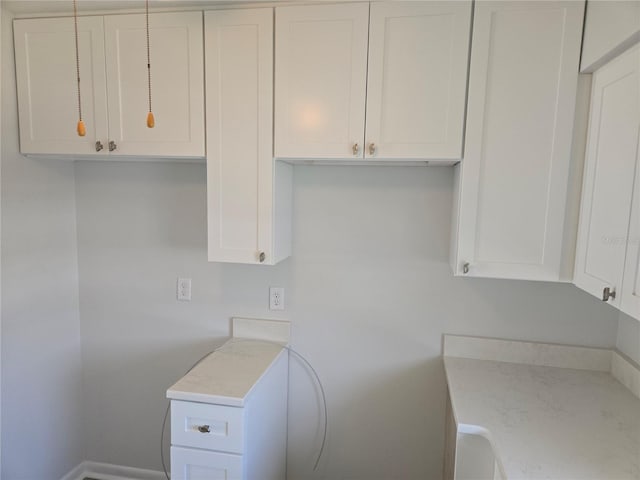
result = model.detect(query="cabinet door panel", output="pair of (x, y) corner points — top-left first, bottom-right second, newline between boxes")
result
(104, 12), (204, 157)
(171, 446), (243, 480)
(576, 45), (640, 308)
(365, 2), (471, 160)
(14, 16), (108, 155)
(452, 1), (584, 280)
(275, 3), (369, 159)
(621, 136), (640, 319)
(206, 9), (274, 264)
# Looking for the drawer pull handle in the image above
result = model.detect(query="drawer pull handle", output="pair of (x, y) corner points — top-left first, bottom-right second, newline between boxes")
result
(197, 425), (210, 433)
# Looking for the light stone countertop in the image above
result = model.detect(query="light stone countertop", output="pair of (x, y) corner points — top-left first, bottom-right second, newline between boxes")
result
(444, 340), (640, 479)
(167, 338), (286, 407)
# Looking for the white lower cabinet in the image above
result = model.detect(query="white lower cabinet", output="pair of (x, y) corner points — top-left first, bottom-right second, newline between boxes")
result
(450, 1), (585, 281)
(169, 347), (288, 480)
(574, 44), (640, 315)
(205, 8), (292, 265)
(171, 447), (243, 480)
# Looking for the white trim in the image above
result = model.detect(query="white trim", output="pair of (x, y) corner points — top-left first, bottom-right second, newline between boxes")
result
(60, 461), (166, 480)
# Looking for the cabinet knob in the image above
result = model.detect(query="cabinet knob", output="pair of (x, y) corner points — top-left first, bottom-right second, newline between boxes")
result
(108, 140), (117, 152)
(95, 141), (104, 152)
(197, 425), (210, 433)
(602, 287), (616, 302)
(462, 262), (470, 274)
(352, 143), (360, 156)
(259, 252), (266, 263)
(368, 143), (376, 156)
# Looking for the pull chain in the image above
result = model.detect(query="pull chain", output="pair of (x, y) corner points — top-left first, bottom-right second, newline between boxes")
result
(73, 0), (85, 136)
(145, 0), (155, 128)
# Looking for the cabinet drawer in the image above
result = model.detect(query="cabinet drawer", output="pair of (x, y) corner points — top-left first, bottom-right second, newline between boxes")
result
(171, 446), (243, 480)
(171, 400), (244, 453)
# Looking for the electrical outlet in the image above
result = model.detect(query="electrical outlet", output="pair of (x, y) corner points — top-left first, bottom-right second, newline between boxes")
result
(177, 277), (192, 301)
(269, 287), (285, 310)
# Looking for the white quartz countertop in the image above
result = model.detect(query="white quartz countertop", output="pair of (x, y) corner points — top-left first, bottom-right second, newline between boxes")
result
(167, 338), (285, 407)
(444, 355), (640, 479)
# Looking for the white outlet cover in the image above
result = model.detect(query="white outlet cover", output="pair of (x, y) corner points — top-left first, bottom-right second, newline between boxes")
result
(177, 277), (192, 301)
(269, 287), (285, 310)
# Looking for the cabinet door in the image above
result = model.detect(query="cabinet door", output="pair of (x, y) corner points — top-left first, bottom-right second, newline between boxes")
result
(575, 45), (640, 309)
(621, 137), (640, 319)
(14, 16), (109, 155)
(274, 3), (369, 159)
(206, 9), (279, 264)
(171, 446), (243, 480)
(364, 2), (471, 161)
(104, 12), (204, 157)
(451, 1), (585, 280)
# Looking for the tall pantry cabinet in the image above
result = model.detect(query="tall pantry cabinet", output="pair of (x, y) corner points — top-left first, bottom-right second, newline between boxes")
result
(205, 9), (292, 265)
(450, 1), (586, 281)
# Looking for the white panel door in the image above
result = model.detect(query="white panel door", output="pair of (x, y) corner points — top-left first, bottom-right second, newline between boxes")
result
(14, 16), (109, 155)
(365, 1), (471, 160)
(575, 44), (640, 309)
(274, 3), (369, 159)
(452, 1), (585, 280)
(104, 12), (204, 157)
(171, 446), (243, 480)
(206, 9), (275, 264)
(621, 134), (640, 319)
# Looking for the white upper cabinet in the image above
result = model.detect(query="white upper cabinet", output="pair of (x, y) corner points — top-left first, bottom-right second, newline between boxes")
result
(274, 3), (369, 160)
(14, 16), (109, 155)
(104, 12), (204, 157)
(14, 12), (204, 158)
(365, 2), (471, 160)
(206, 9), (292, 265)
(450, 1), (585, 281)
(574, 44), (640, 312)
(274, 1), (471, 162)
(621, 132), (640, 319)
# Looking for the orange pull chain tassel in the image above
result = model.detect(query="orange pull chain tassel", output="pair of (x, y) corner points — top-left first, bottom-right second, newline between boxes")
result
(77, 120), (86, 137)
(146, 111), (155, 128)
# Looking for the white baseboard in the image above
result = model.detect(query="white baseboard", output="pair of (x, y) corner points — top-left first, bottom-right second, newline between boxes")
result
(61, 461), (167, 480)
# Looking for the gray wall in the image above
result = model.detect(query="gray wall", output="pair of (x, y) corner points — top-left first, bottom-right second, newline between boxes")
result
(74, 162), (620, 480)
(617, 313), (640, 364)
(1, 7), (85, 479)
